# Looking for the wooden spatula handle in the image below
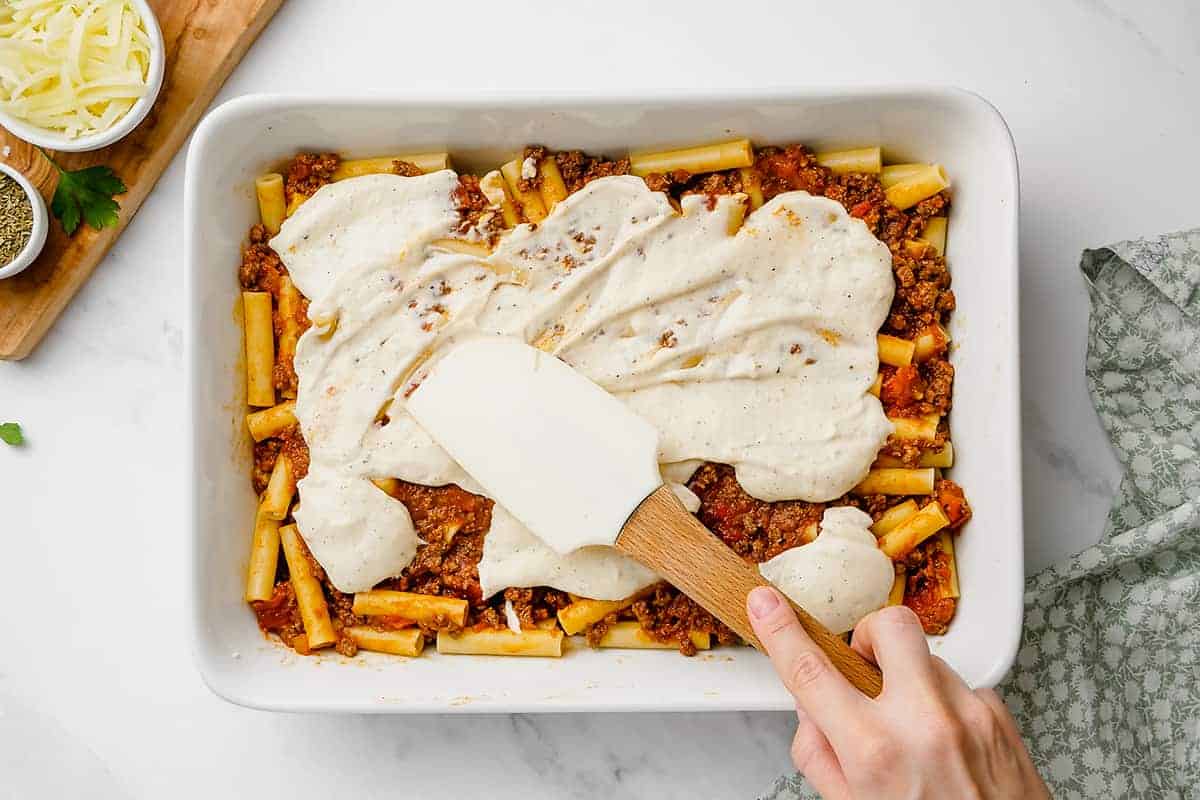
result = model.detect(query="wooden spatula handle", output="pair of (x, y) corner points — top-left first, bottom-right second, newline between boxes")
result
(617, 485), (883, 698)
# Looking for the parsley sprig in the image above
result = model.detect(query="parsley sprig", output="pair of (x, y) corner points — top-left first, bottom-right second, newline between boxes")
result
(0, 422), (23, 446)
(37, 148), (127, 235)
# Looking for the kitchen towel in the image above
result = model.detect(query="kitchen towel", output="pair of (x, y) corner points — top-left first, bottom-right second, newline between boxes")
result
(763, 228), (1200, 800)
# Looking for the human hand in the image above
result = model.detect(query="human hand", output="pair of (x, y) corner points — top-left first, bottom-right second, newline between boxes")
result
(747, 587), (1049, 800)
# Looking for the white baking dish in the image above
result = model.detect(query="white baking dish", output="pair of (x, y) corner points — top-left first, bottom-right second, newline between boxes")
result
(185, 89), (1022, 713)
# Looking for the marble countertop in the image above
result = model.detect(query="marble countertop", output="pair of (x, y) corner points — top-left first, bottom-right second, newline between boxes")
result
(2, 1), (1197, 797)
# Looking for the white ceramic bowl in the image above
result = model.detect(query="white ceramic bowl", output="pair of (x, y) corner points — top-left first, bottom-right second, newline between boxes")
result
(186, 89), (1023, 713)
(0, 0), (165, 153)
(0, 161), (49, 280)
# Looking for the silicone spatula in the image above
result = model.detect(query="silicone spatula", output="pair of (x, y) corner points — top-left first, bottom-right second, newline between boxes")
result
(407, 335), (882, 696)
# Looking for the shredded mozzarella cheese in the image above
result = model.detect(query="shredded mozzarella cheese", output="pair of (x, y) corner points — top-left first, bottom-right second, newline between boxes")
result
(0, 0), (151, 138)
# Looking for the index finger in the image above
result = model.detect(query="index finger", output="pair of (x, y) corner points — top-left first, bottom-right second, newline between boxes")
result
(748, 587), (872, 743)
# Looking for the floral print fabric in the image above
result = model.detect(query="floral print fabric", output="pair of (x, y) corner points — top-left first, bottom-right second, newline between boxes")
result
(764, 229), (1200, 800)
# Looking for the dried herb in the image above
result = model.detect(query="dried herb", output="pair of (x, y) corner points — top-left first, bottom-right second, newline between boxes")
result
(0, 172), (33, 266)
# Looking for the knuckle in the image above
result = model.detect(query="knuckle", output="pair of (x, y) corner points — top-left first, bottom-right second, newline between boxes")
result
(963, 697), (1001, 741)
(923, 710), (969, 753)
(874, 604), (921, 629)
(790, 722), (824, 772)
(856, 732), (899, 773)
(786, 650), (831, 693)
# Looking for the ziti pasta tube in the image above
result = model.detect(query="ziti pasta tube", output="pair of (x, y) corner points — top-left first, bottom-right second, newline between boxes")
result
(538, 157), (569, 211)
(346, 626), (425, 657)
(242, 291), (275, 407)
(500, 159), (547, 223)
(260, 454), (295, 521)
(888, 414), (941, 441)
(877, 334), (915, 367)
(332, 152), (451, 180)
(870, 499), (920, 537)
(879, 163), (926, 189)
(877, 501), (951, 559)
(815, 146), (882, 174)
(853, 468), (936, 496)
(558, 596), (634, 635)
(437, 627), (564, 657)
(913, 323), (950, 362)
(479, 170), (520, 228)
(246, 401), (297, 442)
(280, 525), (336, 649)
(596, 621), (710, 651)
(887, 566), (907, 606)
(254, 173), (285, 235)
(919, 216), (948, 255)
(352, 590), (468, 627)
(629, 139), (753, 177)
(244, 507), (282, 603)
(885, 164), (948, 210)
(276, 277), (302, 399)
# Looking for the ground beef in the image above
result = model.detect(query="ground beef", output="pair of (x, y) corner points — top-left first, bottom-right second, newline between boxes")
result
(878, 358), (955, 422)
(904, 536), (957, 634)
(284, 153), (338, 201)
(392, 159), (423, 177)
(251, 428), (308, 492)
(518, 145), (547, 193)
(238, 224), (285, 295)
(554, 150), (630, 192)
(643, 170), (689, 193)
(280, 427), (309, 480)
(380, 481), (493, 610)
(504, 586), (570, 627)
(628, 584), (738, 655)
(272, 296), (310, 398)
(251, 439), (280, 494)
(877, 432), (947, 467)
(680, 170), (742, 202)
(880, 365), (924, 409)
(687, 463), (823, 562)
(922, 358), (954, 414)
(936, 479), (971, 528)
(453, 174), (503, 241)
(252, 582), (304, 646)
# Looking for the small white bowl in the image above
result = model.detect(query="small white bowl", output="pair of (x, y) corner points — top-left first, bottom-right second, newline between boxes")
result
(0, 0), (165, 153)
(0, 161), (49, 280)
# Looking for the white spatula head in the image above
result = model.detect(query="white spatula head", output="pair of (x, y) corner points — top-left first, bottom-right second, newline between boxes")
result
(406, 336), (663, 554)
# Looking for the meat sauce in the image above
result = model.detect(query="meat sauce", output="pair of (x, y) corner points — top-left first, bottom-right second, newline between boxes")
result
(247, 143), (971, 651)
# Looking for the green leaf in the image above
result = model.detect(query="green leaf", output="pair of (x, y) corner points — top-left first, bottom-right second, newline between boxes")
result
(0, 422), (23, 446)
(48, 162), (126, 235)
(50, 186), (82, 234)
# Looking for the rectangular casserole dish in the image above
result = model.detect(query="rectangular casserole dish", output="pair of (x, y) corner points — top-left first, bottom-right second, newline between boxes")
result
(186, 88), (1022, 712)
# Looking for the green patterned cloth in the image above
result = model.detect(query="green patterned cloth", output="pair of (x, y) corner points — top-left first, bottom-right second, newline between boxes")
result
(763, 229), (1200, 800)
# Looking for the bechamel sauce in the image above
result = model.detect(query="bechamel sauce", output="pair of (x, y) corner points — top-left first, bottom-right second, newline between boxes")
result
(274, 171), (895, 627)
(758, 507), (895, 634)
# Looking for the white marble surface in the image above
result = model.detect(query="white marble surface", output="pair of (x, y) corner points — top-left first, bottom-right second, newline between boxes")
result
(2, 1), (1197, 797)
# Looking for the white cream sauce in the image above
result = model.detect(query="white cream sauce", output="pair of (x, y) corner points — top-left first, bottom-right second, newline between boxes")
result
(275, 169), (894, 627)
(273, 172), (491, 591)
(476, 176), (894, 502)
(758, 507), (895, 634)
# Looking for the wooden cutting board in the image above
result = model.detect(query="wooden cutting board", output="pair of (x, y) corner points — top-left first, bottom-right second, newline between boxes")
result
(0, 0), (283, 361)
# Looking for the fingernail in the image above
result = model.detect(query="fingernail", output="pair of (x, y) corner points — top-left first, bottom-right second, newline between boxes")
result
(748, 587), (780, 619)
